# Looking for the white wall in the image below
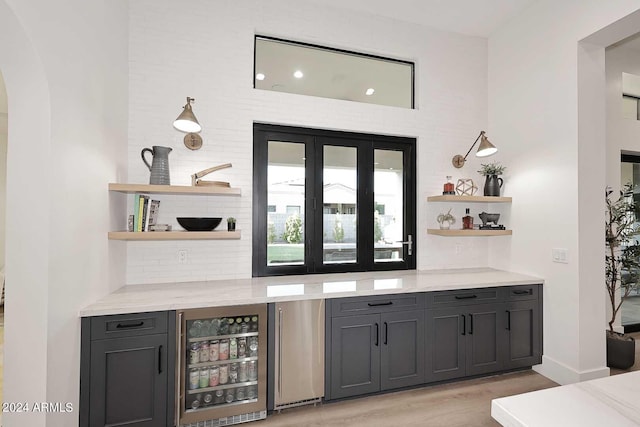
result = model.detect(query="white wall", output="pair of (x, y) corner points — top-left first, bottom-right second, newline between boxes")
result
(488, 0), (640, 385)
(0, 70), (6, 269)
(0, 1), (128, 425)
(126, 0), (493, 285)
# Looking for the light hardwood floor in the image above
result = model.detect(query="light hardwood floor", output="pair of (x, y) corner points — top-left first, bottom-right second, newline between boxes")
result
(260, 332), (640, 427)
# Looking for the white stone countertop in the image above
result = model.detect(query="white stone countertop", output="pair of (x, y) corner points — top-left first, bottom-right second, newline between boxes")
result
(491, 371), (640, 426)
(80, 267), (543, 317)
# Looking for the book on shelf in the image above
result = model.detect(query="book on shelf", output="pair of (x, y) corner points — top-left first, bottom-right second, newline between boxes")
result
(148, 200), (160, 228)
(130, 194), (161, 232)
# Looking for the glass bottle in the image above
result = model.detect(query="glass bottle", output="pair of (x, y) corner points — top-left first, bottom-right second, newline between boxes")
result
(443, 176), (455, 195)
(462, 208), (473, 230)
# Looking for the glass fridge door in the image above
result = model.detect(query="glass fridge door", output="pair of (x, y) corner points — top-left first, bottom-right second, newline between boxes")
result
(178, 304), (267, 425)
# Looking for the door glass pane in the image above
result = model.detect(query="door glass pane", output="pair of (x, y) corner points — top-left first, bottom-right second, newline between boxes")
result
(267, 141), (305, 266)
(323, 145), (357, 264)
(374, 150), (404, 262)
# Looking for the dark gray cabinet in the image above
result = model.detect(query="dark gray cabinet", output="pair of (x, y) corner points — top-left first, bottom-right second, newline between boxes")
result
(326, 295), (425, 400)
(503, 286), (542, 369)
(80, 311), (175, 427)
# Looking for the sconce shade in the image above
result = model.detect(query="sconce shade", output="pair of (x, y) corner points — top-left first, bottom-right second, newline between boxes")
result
(173, 97), (201, 133)
(451, 130), (498, 168)
(476, 134), (497, 157)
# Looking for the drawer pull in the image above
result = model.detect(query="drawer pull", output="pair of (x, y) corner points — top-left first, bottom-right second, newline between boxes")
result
(506, 310), (511, 330)
(512, 290), (531, 295)
(384, 322), (388, 345)
(469, 314), (474, 334)
(158, 345), (163, 374)
(367, 302), (393, 307)
(375, 323), (379, 346)
(454, 295), (477, 300)
(115, 321), (145, 329)
(461, 315), (466, 336)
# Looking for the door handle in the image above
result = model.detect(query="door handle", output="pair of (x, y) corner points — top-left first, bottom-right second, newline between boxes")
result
(278, 308), (283, 396)
(384, 322), (388, 345)
(375, 323), (379, 346)
(396, 234), (413, 256)
(469, 314), (474, 335)
(175, 313), (182, 427)
(506, 310), (511, 330)
(461, 314), (466, 336)
(158, 345), (163, 374)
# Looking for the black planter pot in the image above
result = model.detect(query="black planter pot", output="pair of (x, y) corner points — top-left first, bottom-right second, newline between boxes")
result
(227, 222), (236, 231)
(606, 332), (635, 369)
(483, 175), (503, 196)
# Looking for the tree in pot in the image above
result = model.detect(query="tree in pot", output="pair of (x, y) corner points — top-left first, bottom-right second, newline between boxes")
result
(605, 183), (640, 369)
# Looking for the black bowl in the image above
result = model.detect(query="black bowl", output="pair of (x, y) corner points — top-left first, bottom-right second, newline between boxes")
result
(177, 217), (222, 231)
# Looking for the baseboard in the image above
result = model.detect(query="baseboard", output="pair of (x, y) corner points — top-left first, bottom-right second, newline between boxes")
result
(533, 355), (610, 385)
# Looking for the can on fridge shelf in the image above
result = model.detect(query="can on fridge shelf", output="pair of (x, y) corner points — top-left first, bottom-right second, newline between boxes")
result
(203, 393), (213, 405)
(189, 368), (199, 390)
(248, 360), (257, 381)
(238, 361), (248, 382)
(236, 387), (246, 400)
(219, 339), (229, 360)
(199, 341), (210, 362)
(248, 337), (258, 357)
(199, 367), (209, 388)
(250, 316), (258, 332)
(238, 337), (246, 358)
(229, 363), (238, 384)
(229, 337), (238, 359)
(225, 388), (235, 403)
(209, 366), (219, 387)
(214, 390), (224, 404)
(189, 342), (200, 364)
(247, 385), (257, 400)
(209, 340), (219, 361)
(219, 364), (229, 385)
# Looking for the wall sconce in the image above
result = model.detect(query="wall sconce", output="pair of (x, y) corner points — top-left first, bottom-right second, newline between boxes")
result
(173, 97), (202, 133)
(451, 130), (497, 168)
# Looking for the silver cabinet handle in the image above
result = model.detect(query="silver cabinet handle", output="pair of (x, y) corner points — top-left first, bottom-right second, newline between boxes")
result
(175, 312), (182, 427)
(278, 307), (283, 396)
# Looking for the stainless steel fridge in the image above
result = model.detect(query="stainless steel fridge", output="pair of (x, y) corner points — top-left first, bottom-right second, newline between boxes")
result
(176, 304), (267, 426)
(270, 300), (325, 410)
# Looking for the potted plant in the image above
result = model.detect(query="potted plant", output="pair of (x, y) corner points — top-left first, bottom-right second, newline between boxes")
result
(478, 162), (506, 196)
(605, 183), (640, 369)
(437, 209), (455, 230)
(227, 217), (236, 231)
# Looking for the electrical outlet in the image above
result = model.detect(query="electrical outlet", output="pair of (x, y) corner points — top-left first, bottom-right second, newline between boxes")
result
(178, 250), (188, 264)
(552, 248), (568, 264)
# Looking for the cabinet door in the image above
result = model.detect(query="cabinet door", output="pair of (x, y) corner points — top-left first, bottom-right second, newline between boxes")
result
(380, 310), (425, 390)
(425, 307), (466, 382)
(89, 334), (167, 427)
(330, 314), (380, 399)
(504, 300), (541, 369)
(466, 304), (503, 376)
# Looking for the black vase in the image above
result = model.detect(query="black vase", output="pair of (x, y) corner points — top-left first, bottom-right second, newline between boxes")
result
(606, 332), (635, 369)
(484, 175), (503, 196)
(228, 222), (236, 231)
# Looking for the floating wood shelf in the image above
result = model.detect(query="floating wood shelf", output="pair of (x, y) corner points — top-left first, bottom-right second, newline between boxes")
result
(109, 183), (241, 196)
(427, 195), (511, 203)
(427, 229), (512, 237)
(108, 231), (241, 241)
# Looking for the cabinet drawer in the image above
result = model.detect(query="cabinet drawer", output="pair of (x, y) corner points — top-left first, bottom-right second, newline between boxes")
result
(90, 311), (168, 340)
(330, 293), (424, 317)
(426, 288), (502, 308)
(506, 285), (540, 301)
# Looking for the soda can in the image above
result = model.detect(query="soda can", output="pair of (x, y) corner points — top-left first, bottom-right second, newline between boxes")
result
(238, 361), (248, 382)
(248, 360), (258, 381)
(219, 364), (229, 385)
(219, 339), (229, 360)
(236, 387), (246, 400)
(199, 367), (209, 388)
(229, 363), (238, 384)
(209, 366), (219, 387)
(189, 342), (200, 364)
(200, 341), (210, 362)
(214, 389), (224, 404)
(189, 368), (199, 390)
(209, 340), (219, 361)
(225, 388), (235, 403)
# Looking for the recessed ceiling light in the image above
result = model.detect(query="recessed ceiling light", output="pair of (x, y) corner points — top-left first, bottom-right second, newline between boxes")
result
(366, 88), (375, 96)
(293, 70), (304, 79)
(256, 73), (266, 81)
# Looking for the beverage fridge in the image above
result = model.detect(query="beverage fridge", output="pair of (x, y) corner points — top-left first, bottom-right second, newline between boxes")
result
(175, 304), (267, 426)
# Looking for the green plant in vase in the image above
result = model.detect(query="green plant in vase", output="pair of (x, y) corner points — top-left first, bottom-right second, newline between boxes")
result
(227, 217), (236, 231)
(478, 162), (505, 196)
(437, 209), (455, 230)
